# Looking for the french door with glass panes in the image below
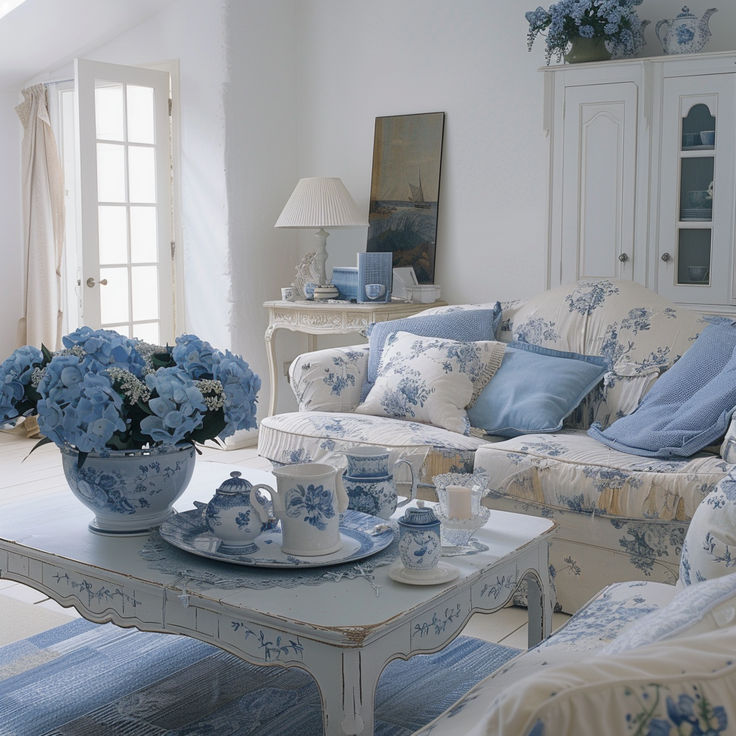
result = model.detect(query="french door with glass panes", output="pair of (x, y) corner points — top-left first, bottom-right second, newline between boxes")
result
(76, 58), (173, 344)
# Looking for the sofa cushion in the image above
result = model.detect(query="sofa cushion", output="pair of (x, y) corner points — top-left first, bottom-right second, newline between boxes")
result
(680, 471), (736, 586)
(602, 573), (736, 654)
(363, 305), (502, 398)
(356, 331), (505, 434)
(589, 320), (736, 458)
(468, 342), (608, 437)
(258, 411), (491, 484)
(474, 431), (727, 523)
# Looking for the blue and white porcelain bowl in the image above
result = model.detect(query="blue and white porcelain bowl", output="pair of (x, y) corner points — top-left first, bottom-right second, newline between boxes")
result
(397, 507), (441, 572)
(60, 443), (196, 535)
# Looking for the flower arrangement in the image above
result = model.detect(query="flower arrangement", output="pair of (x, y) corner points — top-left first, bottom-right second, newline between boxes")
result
(0, 327), (260, 456)
(525, 0), (645, 64)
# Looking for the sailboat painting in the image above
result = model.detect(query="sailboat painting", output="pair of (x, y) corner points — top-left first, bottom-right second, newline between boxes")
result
(367, 112), (445, 283)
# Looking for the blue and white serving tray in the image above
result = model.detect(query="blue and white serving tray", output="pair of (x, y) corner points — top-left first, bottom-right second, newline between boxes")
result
(159, 507), (394, 568)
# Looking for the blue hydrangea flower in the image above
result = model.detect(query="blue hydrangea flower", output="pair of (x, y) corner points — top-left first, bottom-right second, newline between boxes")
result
(213, 350), (260, 438)
(62, 326), (146, 377)
(140, 366), (207, 445)
(0, 345), (44, 421)
(36, 356), (125, 453)
(172, 334), (218, 379)
(526, 0), (644, 63)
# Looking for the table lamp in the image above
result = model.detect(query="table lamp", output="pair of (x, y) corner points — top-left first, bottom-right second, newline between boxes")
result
(275, 177), (367, 300)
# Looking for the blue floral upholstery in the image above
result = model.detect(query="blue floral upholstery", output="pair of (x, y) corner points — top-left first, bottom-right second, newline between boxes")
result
(258, 279), (731, 613)
(680, 471), (736, 586)
(413, 580), (677, 735)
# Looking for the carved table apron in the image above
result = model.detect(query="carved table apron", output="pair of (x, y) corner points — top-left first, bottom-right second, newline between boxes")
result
(0, 460), (554, 736)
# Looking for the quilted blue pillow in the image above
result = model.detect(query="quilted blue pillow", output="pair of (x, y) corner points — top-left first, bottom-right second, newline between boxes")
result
(588, 320), (736, 457)
(362, 305), (502, 399)
(467, 341), (608, 437)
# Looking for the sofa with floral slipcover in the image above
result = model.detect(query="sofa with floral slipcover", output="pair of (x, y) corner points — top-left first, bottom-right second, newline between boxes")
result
(410, 471), (736, 736)
(257, 279), (735, 612)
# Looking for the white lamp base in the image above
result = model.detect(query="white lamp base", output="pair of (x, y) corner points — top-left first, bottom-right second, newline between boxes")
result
(313, 285), (339, 300)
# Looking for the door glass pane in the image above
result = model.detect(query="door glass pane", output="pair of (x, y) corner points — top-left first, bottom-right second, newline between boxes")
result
(97, 206), (128, 264)
(99, 267), (129, 323)
(127, 85), (155, 144)
(130, 206), (157, 263)
(95, 83), (124, 141)
(131, 266), (159, 321)
(128, 146), (156, 203)
(677, 229), (711, 285)
(681, 103), (715, 150)
(96, 143), (126, 202)
(679, 157), (714, 221)
(133, 322), (159, 344)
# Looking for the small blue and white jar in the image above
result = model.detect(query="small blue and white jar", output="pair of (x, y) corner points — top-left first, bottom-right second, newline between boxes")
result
(397, 507), (441, 572)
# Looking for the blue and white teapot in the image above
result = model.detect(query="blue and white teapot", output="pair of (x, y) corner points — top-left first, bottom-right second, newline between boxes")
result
(655, 6), (717, 54)
(202, 471), (275, 553)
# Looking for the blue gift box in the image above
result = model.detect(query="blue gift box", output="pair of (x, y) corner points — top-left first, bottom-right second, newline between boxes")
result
(331, 267), (359, 301)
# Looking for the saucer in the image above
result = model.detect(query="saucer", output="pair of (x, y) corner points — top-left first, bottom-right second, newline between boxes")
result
(388, 561), (460, 586)
(343, 472), (393, 483)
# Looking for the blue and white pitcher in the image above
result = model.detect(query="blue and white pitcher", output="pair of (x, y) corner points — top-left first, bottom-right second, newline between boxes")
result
(266, 463), (348, 556)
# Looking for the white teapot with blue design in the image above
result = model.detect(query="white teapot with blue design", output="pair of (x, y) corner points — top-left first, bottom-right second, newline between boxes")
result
(203, 471), (275, 554)
(655, 5), (717, 54)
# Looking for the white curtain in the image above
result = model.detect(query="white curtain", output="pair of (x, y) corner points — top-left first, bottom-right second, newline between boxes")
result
(15, 84), (65, 350)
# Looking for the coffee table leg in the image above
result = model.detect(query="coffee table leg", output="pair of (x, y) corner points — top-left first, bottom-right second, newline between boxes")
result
(309, 647), (378, 735)
(525, 569), (552, 647)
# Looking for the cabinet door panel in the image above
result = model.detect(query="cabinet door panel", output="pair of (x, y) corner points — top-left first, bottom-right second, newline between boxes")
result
(657, 75), (735, 305)
(560, 83), (638, 284)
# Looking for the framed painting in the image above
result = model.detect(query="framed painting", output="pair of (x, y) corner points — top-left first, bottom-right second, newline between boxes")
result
(366, 112), (445, 284)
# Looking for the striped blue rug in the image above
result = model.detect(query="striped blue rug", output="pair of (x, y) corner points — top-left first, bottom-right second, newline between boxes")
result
(0, 619), (518, 735)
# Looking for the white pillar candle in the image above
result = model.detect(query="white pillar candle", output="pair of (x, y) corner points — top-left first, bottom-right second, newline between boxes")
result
(445, 485), (472, 520)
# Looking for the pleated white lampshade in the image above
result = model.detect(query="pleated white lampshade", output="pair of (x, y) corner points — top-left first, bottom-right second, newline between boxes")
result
(274, 177), (367, 229)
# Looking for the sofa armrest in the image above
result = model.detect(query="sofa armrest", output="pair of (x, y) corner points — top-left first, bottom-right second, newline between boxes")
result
(288, 344), (369, 412)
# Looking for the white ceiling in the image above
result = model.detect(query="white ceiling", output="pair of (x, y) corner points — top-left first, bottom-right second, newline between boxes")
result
(0, 0), (175, 90)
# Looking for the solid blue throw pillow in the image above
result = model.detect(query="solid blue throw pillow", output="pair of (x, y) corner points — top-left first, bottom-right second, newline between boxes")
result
(362, 305), (502, 399)
(467, 341), (609, 437)
(588, 320), (736, 458)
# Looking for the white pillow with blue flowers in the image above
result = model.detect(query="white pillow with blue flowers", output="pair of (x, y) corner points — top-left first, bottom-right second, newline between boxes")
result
(355, 331), (505, 435)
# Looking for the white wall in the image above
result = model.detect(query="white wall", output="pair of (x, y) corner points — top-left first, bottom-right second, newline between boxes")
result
(293, 0), (550, 306)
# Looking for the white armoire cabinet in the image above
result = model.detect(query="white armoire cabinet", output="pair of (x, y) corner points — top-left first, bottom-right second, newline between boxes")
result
(544, 51), (736, 313)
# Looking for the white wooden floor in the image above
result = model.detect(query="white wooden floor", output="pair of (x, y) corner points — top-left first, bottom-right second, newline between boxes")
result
(0, 429), (568, 649)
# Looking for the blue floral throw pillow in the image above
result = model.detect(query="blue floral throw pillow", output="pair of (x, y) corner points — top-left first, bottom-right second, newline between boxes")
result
(588, 320), (736, 457)
(362, 305), (502, 400)
(355, 331), (506, 435)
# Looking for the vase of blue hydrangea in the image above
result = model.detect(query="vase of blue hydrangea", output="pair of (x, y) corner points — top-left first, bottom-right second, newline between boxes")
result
(0, 328), (261, 534)
(525, 0), (645, 65)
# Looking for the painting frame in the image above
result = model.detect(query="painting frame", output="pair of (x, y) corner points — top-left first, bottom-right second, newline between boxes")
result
(366, 112), (445, 284)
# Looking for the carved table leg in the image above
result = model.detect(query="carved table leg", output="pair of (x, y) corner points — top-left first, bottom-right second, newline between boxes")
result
(264, 324), (278, 417)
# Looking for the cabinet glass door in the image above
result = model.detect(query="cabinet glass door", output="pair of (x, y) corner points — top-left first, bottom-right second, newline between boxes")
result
(677, 103), (714, 286)
(658, 76), (735, 305)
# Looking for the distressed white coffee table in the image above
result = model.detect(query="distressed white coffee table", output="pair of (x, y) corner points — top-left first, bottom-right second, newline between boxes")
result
(0, 461), (555, 736)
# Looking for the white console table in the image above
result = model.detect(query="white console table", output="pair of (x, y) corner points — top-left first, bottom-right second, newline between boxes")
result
(263, 299), (446, 416)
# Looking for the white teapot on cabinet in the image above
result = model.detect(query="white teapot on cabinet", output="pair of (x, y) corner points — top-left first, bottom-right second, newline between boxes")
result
(655, 6), (717, 55)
